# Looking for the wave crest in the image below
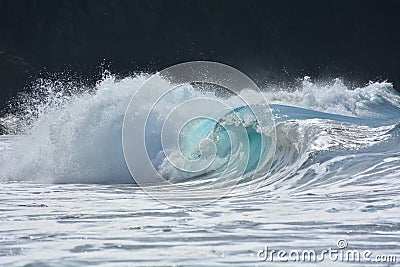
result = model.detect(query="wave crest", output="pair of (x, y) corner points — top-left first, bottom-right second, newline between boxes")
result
(0, 73), (399, 188)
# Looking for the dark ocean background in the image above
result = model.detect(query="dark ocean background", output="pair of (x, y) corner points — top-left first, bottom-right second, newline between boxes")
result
(1, 0), (400, 116)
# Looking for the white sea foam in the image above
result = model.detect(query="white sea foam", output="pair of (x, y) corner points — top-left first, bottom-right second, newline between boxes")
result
(264, 77), (400, 118)
(0, 73), (399, 186)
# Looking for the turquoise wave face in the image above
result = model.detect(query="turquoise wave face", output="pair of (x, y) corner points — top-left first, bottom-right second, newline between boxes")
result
(180, 118), (268, 173)
(270, 104), (400, 126)
(170, 97), (400, 184)
(166, 105), (274, 182)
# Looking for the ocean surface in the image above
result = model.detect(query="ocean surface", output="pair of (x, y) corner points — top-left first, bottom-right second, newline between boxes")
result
(0, 74), (399, 266)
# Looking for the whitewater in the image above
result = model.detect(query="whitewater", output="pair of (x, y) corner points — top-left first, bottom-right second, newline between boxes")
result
(0, 73), (399, 266)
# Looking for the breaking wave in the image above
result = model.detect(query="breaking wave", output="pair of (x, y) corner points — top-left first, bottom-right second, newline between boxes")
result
(0, 73), (399, 197)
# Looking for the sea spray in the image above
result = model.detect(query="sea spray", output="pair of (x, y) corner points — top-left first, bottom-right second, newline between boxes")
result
(0, 73), (399, 189)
